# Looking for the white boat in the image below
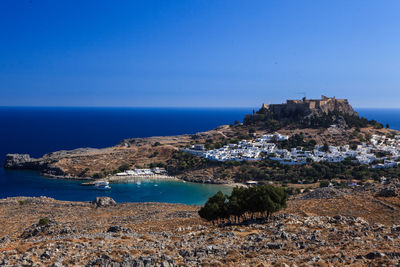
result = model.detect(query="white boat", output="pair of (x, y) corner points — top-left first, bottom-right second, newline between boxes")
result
(94, 181), (111, 190)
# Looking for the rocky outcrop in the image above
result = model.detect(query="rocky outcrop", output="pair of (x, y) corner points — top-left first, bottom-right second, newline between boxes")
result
(376, 187), (399, 197)
(4, 153), (68, 177)
(301, 187), (347, 200)
(4, 154), (38, 169)
(3, 149), (102, 178)
(92, 197), (116, 207)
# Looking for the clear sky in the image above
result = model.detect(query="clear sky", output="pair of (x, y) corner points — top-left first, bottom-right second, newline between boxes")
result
(1, 0), (400, 108)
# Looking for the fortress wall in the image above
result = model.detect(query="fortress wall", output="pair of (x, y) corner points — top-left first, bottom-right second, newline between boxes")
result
(253, 96), (356, 119)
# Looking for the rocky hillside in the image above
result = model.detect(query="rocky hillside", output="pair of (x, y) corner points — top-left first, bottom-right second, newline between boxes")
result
(2, 181), (400, 266)
(2, 126), (233, 178)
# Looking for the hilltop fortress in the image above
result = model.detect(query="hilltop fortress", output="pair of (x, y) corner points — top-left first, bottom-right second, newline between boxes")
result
(243, 95), (360, 129)
(247, 95), (358, 121)
(257, 95), (357, 117)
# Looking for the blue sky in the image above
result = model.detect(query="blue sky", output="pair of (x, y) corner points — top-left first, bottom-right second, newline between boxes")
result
(1, 0), (399, 108)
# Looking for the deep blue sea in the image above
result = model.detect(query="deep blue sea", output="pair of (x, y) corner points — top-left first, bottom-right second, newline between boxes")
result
(0, 107), (399, 204)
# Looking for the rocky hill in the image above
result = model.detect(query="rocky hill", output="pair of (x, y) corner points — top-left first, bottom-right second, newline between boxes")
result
(244, 95), (384, 130)
(2, 181), (400, 266)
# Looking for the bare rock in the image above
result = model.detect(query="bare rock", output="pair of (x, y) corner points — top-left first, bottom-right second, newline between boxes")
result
(4, 154), (34, 168)
(376, 187), (398, 197)
(92, 197), (116, 207)
(301, 187), (346, 200)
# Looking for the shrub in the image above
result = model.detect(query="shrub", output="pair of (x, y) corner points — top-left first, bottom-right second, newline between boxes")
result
(248, 128), (256, 134)
(118, 164), (130, 172)
(18, 200), (25, 206)
(150, 151), (159, 158)
(319, 181), (330, 188)
(78, 168), (90, 177)
(38, 217), (50, 226)
(92, 173), (105, 179)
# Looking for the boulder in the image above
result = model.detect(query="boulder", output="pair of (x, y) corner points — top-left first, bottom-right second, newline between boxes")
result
(301, 187), (346, 200)
(365, 252), (385, 260)
(266, 242), (284, 249)
(92, 197), (116, 207)
(376, 187), (398, 197)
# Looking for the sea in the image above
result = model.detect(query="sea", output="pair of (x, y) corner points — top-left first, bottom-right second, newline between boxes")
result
(0, 107), (399, 204)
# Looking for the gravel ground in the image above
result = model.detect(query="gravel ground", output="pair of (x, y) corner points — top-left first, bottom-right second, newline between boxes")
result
(1, 187), (400, 266)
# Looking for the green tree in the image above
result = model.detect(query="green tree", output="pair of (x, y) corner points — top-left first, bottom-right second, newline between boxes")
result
(199, 185), (287, 225)
(321, 143), (329, 152)
(198, 191), (228, 224)
(118, 164), (130, 172)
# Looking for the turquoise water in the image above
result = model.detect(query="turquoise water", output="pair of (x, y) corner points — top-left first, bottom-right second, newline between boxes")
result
(0, 168), (232, 205)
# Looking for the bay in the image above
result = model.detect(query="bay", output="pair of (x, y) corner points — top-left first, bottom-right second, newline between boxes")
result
(0, 107), (398, 204)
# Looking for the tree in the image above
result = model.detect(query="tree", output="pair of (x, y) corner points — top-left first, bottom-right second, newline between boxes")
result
(248, 128), (256, 134)
(386, 123), (390, 129)
(118, 164), (130, 172)
(321, 143), (330, 152)
(234, 120), (239, 125)
(198, 191), (228, 224)
(228, 187), (247, 223)
(199, 185), (287, 225)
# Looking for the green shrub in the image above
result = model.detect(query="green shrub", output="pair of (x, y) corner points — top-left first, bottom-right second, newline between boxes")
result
(18, 200), (26, 206)
(319, 181), (330, 188)
(118, 164), (130, 172)
(92, 173), (105, 179)
(38, 217), (50, 226)
(150, 151), (159, 158)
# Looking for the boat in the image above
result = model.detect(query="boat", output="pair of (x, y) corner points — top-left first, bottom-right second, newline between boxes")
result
(94, 181), (111, 190)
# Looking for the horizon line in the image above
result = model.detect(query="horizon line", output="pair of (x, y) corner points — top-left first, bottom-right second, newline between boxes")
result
(0, 105), (399, 109)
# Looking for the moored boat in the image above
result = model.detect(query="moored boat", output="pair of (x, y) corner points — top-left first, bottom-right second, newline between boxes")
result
(94, 181), (111, 190)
